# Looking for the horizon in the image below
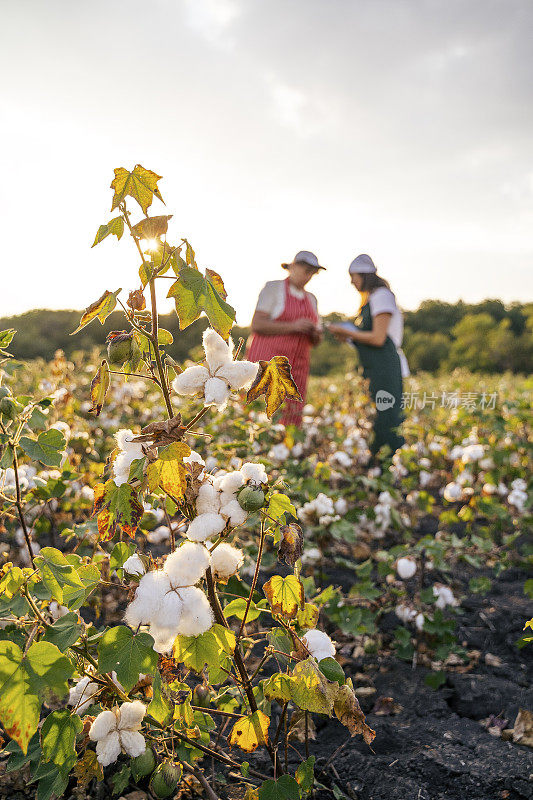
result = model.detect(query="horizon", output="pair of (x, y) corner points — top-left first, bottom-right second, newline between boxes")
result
(2, 0), (533, 321)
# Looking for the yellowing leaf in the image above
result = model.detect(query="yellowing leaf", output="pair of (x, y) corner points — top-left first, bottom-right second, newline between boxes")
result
(131, 215), (173, 239)
(92, 480), (144, 542)
(146, 441), (191, 501)
(91, 216), (124, 247)
(110, 164), (164, 214)
(173, 624), (235, 674)
(74, 750), (103, 787)
(289, 658), (338, 715)
(246, 356), (302, 418)
(296, 602), (320, 629)
(89, 360), (110, 416)
(333, 683), (375, 744)
(229, 710), (270, 753)
(167, 267), (236, 340)
(263, 575), (304, 620)
(262, 673), (293, 703)
(71, 289), (121, 335)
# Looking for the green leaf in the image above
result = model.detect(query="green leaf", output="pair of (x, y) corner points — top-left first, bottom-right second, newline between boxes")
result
(19, 429), (66, 467)
(267, 493), (297, 521)
(33, 761), (69, 800)
(40, 709), (82, 772)
(92, 216), (124, 247)
(97, 626), (158, 691)
(109, 541), (136, 572)
(34, 547), (84, 605)
(0, 640), (74, 753)
(223, 597), (266, 622)
(110, 164), (164, 214)
(173, 623), (235, 674)
(111, 764), (131, 795)
(0, 328), (16, 356)
(43, 612), (83, 650)
(424, 671), (446, 690)
(62, 563), (100, 610)
(70, 288), (122, 335)
(148, 670), (172, 726)
(167, 266), (236, 340)
(318, 657), (345, 686)
(258, 775), (300, 800)
(296, 756), (315, 794)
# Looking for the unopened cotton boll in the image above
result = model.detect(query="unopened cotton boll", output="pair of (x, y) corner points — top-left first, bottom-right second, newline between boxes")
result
(196, 482), (221, 514)
(173, 366), (210, 396)
(176, 587), (214, 636)
(302, 629), (336, 661)
(210, 543), (244, 580)
(186, 512), (226, 542)
(396, 556), (417, 580)
(164, 541), (210, 586)
(123, 554), (145, 577)
(240, 462), (268, 485)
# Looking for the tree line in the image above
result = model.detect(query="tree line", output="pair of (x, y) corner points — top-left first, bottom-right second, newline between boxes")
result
(1, 299), (532, 375)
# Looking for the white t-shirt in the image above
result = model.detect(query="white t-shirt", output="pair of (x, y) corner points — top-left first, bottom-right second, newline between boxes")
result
(369, 287), (410, 377)
(254, 280), (319, 320)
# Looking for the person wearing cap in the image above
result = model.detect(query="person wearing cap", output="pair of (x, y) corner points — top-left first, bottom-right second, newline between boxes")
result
(247, 251), (324, 426)
(327, 254), (408, 458)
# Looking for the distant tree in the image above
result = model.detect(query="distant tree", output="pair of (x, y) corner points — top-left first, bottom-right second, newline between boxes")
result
(403, 331), (450, 373)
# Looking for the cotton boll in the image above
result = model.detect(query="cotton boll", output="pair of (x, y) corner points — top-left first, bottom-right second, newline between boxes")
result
(396, 556), (417, 580)
(334, 497), (348, 516)
(210, 543), (244, 580)
(302, 629), (336, 660)
(69, 676), (100, 714)
(177, 587), (214, 636)
(96, 731), (122, 766)
(268, 443), (290, 462)
(433, 584), (456, 609)
(117, 700), (146, 731)
(240, 462), (268, 485)
(203, 328), (233, 372)
(395, 604), (416, 624)
(124, 597), (146, 628)
(443, 482), (462, 502)
(196, 483), (221, 514)
(123, 554), (145, 577)
(216, 361), (258, 390)
(49, 601), (69, 620)
(115, 429), (137, 451)
(184, 450), (206, 467)
(120, 729), (146, 758)
(511, 478), (527, 492)
(220, 498), (248, 527)
(186, 512), (226, 542)
(164, 541), (210, 586)
(219, 470), (245, 494)
(150, 630), (178, 654)
(133, 570), (171, 619)
(204, 377), (230, 409)
(150, 590), (184, 630)
(173, 366), (210, 396)
(90, 709), (118, 741)
(147, 525), (170, 544)
(415, 613), (425, 631)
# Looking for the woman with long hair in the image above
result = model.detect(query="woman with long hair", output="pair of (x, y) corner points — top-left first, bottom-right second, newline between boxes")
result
(247, 251), (324, 427)
(327, 254), (409, 458)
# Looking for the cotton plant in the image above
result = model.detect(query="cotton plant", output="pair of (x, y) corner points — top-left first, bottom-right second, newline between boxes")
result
(172, 328), (258, 411)
(89, 700), (147, 766)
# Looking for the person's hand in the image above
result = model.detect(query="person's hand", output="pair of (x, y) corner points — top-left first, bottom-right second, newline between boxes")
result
(291, 318), (317, 335)
(326, 323), (353, 341)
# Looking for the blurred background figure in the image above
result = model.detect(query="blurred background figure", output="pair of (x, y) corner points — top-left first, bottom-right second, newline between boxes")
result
(328, 254), (408, 459)
(247, 251), (324, 427)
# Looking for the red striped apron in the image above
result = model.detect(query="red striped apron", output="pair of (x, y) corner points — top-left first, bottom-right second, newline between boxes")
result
(247, 278), (318, 427)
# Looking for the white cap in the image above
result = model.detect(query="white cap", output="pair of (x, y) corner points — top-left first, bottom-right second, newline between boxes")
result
(349, 254), (376, 274)
(282, 251), (325, 271)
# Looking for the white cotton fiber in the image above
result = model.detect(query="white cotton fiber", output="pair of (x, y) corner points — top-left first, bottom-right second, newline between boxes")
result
(186, 512), (226, 542)
(69, 676), (99, 715)
(123, 554), (145, 577)
(150, 590), (183, 630)
(216, 361), (259, 390)
(196, 482), (221, 515)
(89, 709), (117, 741)
(164, 541), (210, 586)
(96, 731), (121, 766)
(220, 498), (248, 527)
(184, 450), (206, 467)
(176, 587), (214, 636)
(219, 471), (245, 494)
(117, 700), (146, 730)
(203, 377), (230, 409)
(302, 629), (336, 661)
(203, 328), (233, 372)
(396, 556), (417, 580)
(150, 630), (178, 654)
(119, 729), (146, 758)
(172, 366), (210, 396)
(240, 462), (268, 485)
(131, 570), (171, 619)
(210, 543), (244, 580)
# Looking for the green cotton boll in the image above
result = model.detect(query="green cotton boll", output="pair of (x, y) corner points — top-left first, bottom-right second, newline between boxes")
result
(107, 332), (134, 365)
(149, 762), (182, 798)
(0, 397), (20, 421)
(237, 485), (266, 513)
(131, 746), (156, 780)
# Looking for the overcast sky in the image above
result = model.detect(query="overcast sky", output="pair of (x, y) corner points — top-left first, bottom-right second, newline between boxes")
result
(1, 0), (532, 325)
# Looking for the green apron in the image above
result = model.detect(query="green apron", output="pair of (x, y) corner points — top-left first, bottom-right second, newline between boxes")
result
(354, 302), (405, 456)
